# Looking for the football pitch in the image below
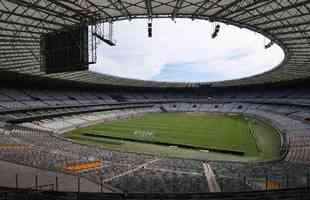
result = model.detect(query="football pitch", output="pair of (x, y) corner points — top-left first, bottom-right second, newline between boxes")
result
(65, 112), (281, 161)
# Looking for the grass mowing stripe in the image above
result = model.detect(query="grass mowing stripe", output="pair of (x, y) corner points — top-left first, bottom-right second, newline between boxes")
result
(88, 124), (224, 135)
(84, 133), (245, 155)
(87, 116), (247, 136)
(67, 135), (123, 145)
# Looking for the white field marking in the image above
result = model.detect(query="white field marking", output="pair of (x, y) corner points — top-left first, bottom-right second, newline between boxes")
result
(102, 158), (161, 183)
(203, 162), (221, 192)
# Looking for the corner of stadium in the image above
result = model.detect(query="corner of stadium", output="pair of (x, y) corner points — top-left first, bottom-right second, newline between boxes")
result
(0, 0), (310, 199)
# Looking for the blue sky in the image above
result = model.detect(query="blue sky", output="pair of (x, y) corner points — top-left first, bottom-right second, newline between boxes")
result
(90, 19), (284, 82)
(151, 62), (223, 82)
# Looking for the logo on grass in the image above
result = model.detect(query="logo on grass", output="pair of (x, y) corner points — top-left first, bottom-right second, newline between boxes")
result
(133, 130), (154, 139)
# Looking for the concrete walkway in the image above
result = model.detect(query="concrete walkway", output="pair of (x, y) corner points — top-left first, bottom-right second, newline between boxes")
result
(203, 162), (221, 192)
(0, 160), (106, 192)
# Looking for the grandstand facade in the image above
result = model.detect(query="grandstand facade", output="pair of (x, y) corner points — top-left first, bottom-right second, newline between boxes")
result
(1, 0), (310, 199)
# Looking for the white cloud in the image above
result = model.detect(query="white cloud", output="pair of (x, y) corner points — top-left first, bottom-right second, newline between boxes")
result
(90, 19), (284, 82)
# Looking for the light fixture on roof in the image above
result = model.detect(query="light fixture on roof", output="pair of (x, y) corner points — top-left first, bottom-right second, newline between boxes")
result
(211, 24), (220, 39)
(265, 41), (274, 49)
(148, 21), (152, 38)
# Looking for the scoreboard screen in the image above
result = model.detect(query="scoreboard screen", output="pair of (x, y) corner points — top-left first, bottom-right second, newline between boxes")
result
(40, 24), (89, 74)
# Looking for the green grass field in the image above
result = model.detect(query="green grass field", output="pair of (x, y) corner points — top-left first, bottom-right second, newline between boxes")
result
(65, 112), (281, 161)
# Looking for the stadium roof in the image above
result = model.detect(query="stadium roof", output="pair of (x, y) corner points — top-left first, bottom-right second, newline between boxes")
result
(0, 0), (310, 88)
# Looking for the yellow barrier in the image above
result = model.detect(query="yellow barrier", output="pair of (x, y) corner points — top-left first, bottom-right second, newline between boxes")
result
(266, 180), (282, 190)
(62, 160), (102, 173)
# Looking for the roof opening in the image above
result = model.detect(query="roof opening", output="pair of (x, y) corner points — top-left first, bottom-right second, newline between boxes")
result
(90, 19), (284, 83)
